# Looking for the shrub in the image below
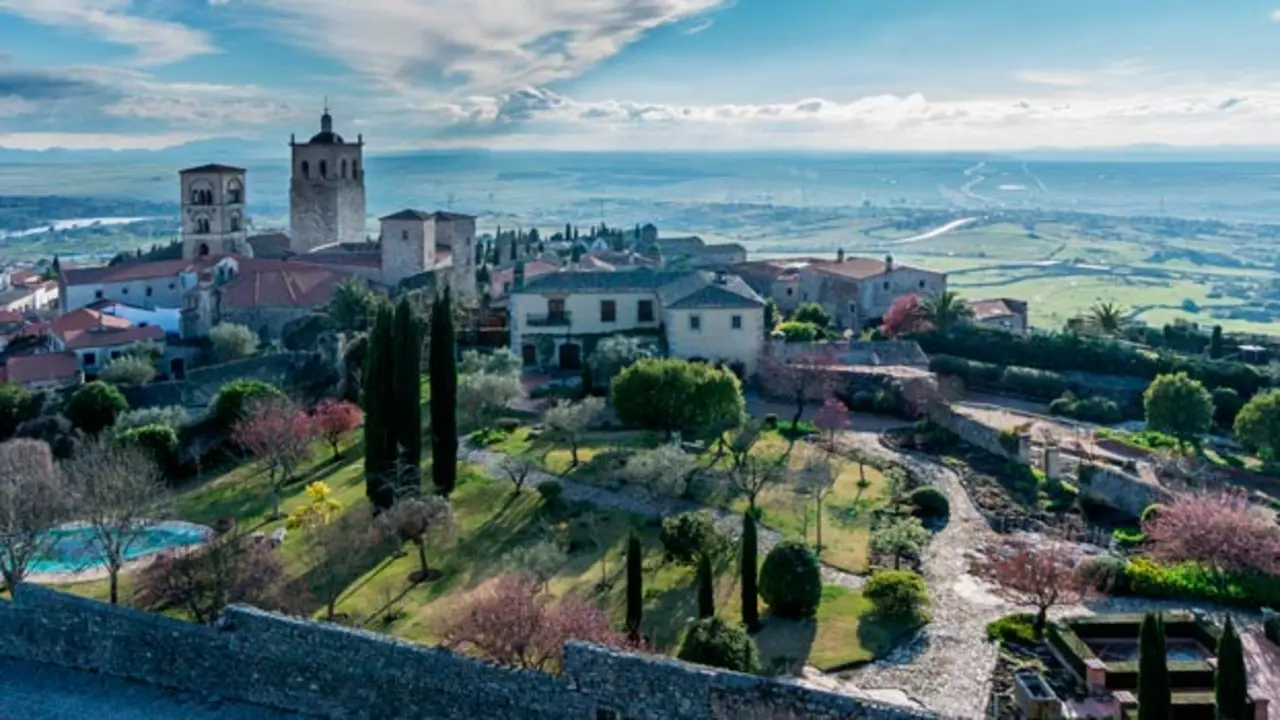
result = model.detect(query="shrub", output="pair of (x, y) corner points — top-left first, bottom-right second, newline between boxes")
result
(612, 358), (744, 437)
(114, 405), (189, 432)
(116, 424), (179, 476)
(908, 486), (950, 520)
(677, 617), (759, 673)
(758, 541), (822, 619)
(1212, 387), (1245, 429)
(1050, 394), (1123, 424)
(1123, 558), (1280, 609)
(986, 613), (1037, 646)
(210, 379), (285, 427)
(64, 381), (128, 435)
(1000, 366), (1069, 400)
(536, 481), (564, 508)
(209, 322), (259, 361)
(762, 413), (778, 429)
(660, 511), (728, 567)
(494, 417), (521, 431)
(864, 569), (930, 621)
(98, 355), (156, 385)
(777, 320), (823, 343)
(1079, 555), (1129, 594)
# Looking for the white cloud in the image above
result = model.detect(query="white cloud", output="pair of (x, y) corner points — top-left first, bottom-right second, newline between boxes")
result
(236, 0), (729, 94)
(0, 0), (216, 66)
(1271, 8), (1280, 21)
(1016, 70), (1094, 88)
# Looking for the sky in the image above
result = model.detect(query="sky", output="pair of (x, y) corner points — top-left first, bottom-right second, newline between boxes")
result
(2, 0), (1280, 152)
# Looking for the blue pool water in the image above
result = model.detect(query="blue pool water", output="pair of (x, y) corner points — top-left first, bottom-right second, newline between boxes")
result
(30, 522), (213, 576)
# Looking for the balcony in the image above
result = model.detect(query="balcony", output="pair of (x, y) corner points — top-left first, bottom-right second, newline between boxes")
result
(526, 311), (571, 327)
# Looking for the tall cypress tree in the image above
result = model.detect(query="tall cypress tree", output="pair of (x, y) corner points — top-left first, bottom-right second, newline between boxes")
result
(697, 553), (715, 620)
(1138, 612), (1171, 720)
(626, 531), (643, 643)
(430, 288), (458, 496)
(741, 510), (760, 633)
(363, 303), (397, 510)
(392, 298), (422, 494)
(1216, 615), (1249, 720)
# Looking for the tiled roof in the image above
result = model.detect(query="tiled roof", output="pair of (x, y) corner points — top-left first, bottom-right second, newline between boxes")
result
(970, 299), (1018, 321)
(62, 259), (200, 286)
(380, 209), (477, 222)
(62, 324), (164, 350)
(218, 259), (351, 309)
(656, 236), (705, 253)
(490, 261), (559, 296)
(812, 258), (890, 280)
(246, 232), (292, 258)
(301, 251), (382, 268)
(52, 308), (132, 335)
(660, 271), (764, 309)
(7, 269), (39, 286)
(518, 268), (763, 309)
(180, 163), (245, 174)
(3, 352), (80, 384)
(519, 268), (689, 294)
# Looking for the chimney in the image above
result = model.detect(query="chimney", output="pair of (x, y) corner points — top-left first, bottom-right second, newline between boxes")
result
(884, 254), (894, 272)
(837, 248), (845, 263)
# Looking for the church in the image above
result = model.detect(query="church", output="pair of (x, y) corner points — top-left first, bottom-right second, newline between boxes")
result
(176, 107), (476, 298)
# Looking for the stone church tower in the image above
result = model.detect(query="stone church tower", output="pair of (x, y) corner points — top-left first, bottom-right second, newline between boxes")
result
(289, 108), (366, 253)
(179, 164), (250, 260)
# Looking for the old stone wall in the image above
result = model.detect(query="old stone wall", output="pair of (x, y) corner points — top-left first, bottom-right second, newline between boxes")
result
(1076, 462), (1171, 519)
(122, 352), (315, 413)
(0, 585), (937, 720)
(927, 405), (1030, 462)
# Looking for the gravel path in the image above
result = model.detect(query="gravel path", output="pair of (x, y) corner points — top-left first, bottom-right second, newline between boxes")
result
(462, 443), (866, 590)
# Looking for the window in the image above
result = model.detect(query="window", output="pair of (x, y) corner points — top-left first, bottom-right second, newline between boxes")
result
(110, 351), (121, 360)
(689, 314), (702, 332)
(353, 162), (360, 179)
(341, 159), (348, 178)
(121, 287), (128, 295)
(786, 287), (793, 296)
(402, 230), (409, 240)
(83, 352), (96, 367)
(919, 280), (926, 288)
(94, 290), (103, 299)
(637, 299), (654, 322)
(731, 314), (743, 330)
(146, 287), (153, 297)
(301, 161), (310, 179)
(168, 283), (176, 290)
(230, 214), (242, 232)
(548, 298), (566, 316)
(883, 281), (890, 290)
(600, 300), (616, 323)
(228, 182), (242, 204)
(848, 302), (857, 313)
(320, 160), (328, 178)
(802, 292), (808, 301)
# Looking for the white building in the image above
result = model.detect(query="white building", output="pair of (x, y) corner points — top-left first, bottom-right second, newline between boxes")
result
(60, 259), (202, 314)
(509, 268), (766, 376)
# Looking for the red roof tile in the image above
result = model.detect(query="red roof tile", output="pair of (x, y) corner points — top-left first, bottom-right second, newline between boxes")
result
(62, 259), (202, 285)
(51, 308), (131, 335)
(4, 352), (80, 384)
(62, 324), (164, 350)
(218, 259), (351, 309)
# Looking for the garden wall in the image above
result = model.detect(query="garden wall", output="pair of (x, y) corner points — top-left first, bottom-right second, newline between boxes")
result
(121, 352), (324, 412)
(925, 405), (1030, 462)
(1076, 462), (1170, 519)
(0, 584), (937, 720)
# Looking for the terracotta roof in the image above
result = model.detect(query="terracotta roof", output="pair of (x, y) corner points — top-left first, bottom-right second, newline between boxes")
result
(62, 259), (200, 285)
(246, 232), (292, 258)
(970, 299), (1019, 321)
(577, 255), (616, 272)
(62, 324), (164, 350)
(490, 261), (559, 295)
(4, 352), (80, 384)
(52, 308), (132, 335)
(381, 209), (477, 222)
(180, 163), (245, 174)
(300, 251), (382, 268)
(7, 269), (39, 286)
(812, 257), (890, 280)
(218, 259), (350, 309)
(0, 310), (25, 325)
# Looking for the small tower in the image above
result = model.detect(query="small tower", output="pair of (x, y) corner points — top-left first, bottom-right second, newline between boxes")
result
(289, 104), (366, 253)
(179, 163), (249, 260)
(379, 210), (436, 287)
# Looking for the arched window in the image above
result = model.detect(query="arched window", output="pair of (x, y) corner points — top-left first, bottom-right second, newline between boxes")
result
(190, 188), (201, 205)
(341, 159), (348, 178)
(227, 181), (243, 204)
(301, 161), (310, 179)
(198, 243), (210, 257)
(230, 214), (242, 232)
(353, 162), (360, 180)
(196, 217), (210, 234)
(320, 161), (327, 178)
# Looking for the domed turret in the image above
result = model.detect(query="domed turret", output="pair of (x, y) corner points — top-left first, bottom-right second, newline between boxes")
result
(309, 109), (345, 144)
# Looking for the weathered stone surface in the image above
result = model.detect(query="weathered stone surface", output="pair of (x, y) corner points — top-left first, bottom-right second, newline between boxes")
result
(0, 583), (936, 720)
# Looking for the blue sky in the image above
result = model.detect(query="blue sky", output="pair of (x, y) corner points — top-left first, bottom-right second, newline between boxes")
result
(2, 0), (1280, 151)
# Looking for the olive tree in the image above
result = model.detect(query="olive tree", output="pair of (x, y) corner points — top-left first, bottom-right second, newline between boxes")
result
(1143, 372), (1213, 449)
(544, 397), (605, 466)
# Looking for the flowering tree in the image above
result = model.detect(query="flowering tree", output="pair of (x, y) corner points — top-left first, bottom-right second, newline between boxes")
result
(979, 536), (1100, 634)
(312, 399), (363, 459)
(444, 573), (626, 671)
(812, 397), (851, 453)
(233, 398), (316, 520)
(1144, 490), (1280, 587)
(285, 481), (343, 530)
(381, 495), (455, 582)
(134, 533), (297, 624)
(881, 294), (925, 338)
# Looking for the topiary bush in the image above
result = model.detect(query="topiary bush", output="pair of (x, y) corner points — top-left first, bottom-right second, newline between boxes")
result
(211, 379), (285, 427)
(64, 381), (128, 435)
(677, 616), (759, 673)
(116, 424), (179, 478)
(986, 612), (1037, 646)
(659, 511), (728, 567)
(908, 486), (950, 520)
(864, 569), (930, 621)
(536, 480), (563, 509)
(758, 541), (822, 619)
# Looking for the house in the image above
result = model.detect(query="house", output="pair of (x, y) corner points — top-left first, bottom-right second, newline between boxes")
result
(87, 299), (182, 336)
(60, 258), (203, 313)
(969, 298), (1029, 335)
(184, 256), (354, 338)
(509, 268), (766, 376)
(0, 352), (81, 390)
(49, 308), (165, 375)
(0, 268), (58, 313)
(655, 236), (748, 269)
(731, 252), (947, 331)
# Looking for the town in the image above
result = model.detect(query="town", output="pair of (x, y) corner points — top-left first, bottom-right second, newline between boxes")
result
(1, 112), (1278, 720)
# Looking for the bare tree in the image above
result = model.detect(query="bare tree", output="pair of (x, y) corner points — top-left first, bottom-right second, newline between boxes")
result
(380, 495), (455, 583)
(728, 451), (786, 512)
(544, 396), (605, 466)
(796, 449), (838, 553)
(133, 532), (298, 623)
(759, 353), (834, 433)
(0, 439), (69, 589)
(64, 441), (168, 605)
(978, 535), (1100, 634)
(499, 450), (541, 494)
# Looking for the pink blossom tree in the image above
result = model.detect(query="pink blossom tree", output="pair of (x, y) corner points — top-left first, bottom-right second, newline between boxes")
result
(1144, 490), (1280, 588)
(444, 573), (627, 672)
(312, 398), (363, 459)
(812, 397), (851, 453)
(233, 398), (316, 520)
(979, 536), (1101, 634)
(881, 294), (926, 338)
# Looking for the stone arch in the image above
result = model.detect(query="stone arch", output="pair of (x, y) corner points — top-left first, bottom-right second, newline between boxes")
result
(301, 160), (310, 179)
(353, 161), (360, 179)
(229, 213), (242, 232)
(197, 243), (210, 257)
(189, 181), (214, 206)
(195, 216), (211, 234)
(226, 179), (243, 204)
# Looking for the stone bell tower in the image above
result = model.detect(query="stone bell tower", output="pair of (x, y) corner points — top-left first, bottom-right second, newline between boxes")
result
(289, 104), (367, 253)
(179, 163), (249, 260)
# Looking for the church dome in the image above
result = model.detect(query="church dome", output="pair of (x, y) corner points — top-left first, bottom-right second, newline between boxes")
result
(308, 110), (345, 144)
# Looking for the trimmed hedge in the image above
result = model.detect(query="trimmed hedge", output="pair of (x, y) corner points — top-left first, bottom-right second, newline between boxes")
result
(907, 486), (950, 520)
(1050, 393), (1123, 424)
(759, 541), (823, 619)
(1124, 558), (1280, 609)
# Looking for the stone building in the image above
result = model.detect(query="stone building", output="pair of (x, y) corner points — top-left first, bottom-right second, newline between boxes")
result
(380, 210), (477, 297)
(180, 164), (250, 260)
(289, 108), (367, 253)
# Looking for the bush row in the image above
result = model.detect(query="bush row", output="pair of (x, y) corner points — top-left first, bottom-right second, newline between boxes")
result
(914, 325), (1269, 399)
(1048, 393), (1123, 424)
(928, 355), (1067, 401)
(1123, 557), (1280, 609)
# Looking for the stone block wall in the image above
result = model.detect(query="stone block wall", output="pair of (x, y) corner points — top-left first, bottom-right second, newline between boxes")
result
(927, 405), (1030, 462)
(1076, 462), (1171, 520)
(0, 585), (938, 720)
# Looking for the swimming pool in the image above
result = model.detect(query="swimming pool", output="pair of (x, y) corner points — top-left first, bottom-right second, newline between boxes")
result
(29, 521), (214, 576)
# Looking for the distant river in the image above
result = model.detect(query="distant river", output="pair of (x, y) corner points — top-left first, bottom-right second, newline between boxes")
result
(0, 216), (158, 241)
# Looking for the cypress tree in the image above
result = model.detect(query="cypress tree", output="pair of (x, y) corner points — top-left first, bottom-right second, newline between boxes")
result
(392, 298), (423, 494)
(363, 303), (397, 510)
(697, 552), (715, 620)
(741, 510), (760, 633)
(1216, 615), (1249, 720)
(430, 288), (458, 496)
(626, 531), (643, 643)
(580, 361), (594, 399)
(1138, 612), (1171, 720)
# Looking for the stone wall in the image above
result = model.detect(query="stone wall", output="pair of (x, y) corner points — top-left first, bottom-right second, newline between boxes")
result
(927, 405), (1030, 462)
(1076, 462), (1171, 519)
(122, 352), (317, 413)
(0, 585), (937, 720)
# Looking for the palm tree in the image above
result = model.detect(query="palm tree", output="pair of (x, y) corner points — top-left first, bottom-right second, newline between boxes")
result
(1087, 301), (1126, 336)
(919, 290), (974, 330)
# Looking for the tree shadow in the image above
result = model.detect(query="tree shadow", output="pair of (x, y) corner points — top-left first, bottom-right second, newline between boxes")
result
(642, 572), (699, 653)
(753, 613), (818, 676)
(855, 617), (929, 669)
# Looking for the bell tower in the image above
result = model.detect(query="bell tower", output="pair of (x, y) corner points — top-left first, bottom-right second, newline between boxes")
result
(179, 163), (249, 260)
(289, 103), (367, 253)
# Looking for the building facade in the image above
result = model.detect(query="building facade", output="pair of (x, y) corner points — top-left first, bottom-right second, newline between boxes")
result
(380, 210), (477, 296)
(289, 110), (367, 253)
(180, 164), (250, 260)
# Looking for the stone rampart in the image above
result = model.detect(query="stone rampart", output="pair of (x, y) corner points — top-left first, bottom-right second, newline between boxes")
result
(0, 584), (937, 720)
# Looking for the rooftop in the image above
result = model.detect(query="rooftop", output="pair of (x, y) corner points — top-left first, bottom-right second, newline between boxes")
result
(62, 259), (202, 285)
(179, 163), (245, 175)
(661, 271), (764, 309)
(970, 298), (1022, 321)
(62, 324), (164, 350)
(2, 352), (80, 384)
(517, 268), (763, 309)
(218, 259), (351, 309)
(380, 209), (477, 222)
(246, 232), (292, 259)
